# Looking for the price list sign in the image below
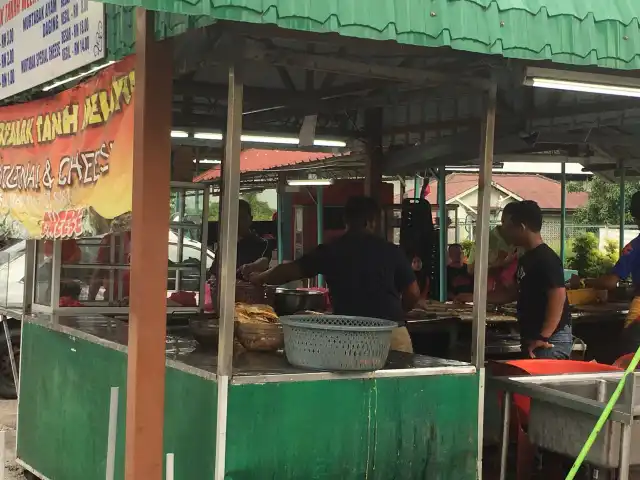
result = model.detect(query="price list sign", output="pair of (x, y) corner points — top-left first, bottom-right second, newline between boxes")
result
(0, 0), (105, 101)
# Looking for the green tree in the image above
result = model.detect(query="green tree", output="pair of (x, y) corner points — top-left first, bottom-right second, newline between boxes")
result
(566, 232), (618, 277)
(568, 177), (640, 225)
(208, 192), (274, 221)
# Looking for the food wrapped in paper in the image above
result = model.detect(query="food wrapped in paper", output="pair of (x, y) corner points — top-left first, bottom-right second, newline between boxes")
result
(234, 302), (279, 324)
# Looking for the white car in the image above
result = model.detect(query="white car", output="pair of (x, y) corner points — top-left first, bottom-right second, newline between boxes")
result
(0, 233), (214, 398)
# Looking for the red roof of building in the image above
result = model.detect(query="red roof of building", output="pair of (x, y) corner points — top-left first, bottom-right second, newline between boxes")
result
(193, 149), (335, 182)
(399, 173), (588, 210)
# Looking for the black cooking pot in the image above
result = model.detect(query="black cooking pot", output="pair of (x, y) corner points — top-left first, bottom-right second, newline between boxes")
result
(274, 288), (326, 316)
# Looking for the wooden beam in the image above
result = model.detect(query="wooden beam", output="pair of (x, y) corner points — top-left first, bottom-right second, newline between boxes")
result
(243, 43), (489, 88)
(125, 8), (172, 480)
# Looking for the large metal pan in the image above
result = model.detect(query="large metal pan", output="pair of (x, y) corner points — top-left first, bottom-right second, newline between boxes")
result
(273, 288), (326, 316)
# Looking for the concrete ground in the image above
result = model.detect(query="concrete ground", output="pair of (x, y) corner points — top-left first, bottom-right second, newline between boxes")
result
(0, 400), (23, 480)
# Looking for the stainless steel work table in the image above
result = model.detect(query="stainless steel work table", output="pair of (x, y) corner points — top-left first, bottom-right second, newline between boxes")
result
(24, 312), (477, 386)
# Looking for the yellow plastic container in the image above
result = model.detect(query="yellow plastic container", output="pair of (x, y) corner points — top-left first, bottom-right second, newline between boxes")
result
(567, 288), (607, 306)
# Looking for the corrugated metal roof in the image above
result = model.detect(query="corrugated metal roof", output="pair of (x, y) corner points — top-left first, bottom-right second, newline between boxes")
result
(401, 173), (588, 209)
(98, 0), (640, 70)
(193, 149), (335, 182)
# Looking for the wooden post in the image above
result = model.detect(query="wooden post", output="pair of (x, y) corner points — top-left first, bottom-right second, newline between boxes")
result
(125, 8), (172, 480)
(364, 108), (384, 236)
(364, 108), (383, 203)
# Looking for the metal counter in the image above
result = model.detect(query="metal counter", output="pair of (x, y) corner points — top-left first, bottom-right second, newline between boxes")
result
(25, 313), (476, 385)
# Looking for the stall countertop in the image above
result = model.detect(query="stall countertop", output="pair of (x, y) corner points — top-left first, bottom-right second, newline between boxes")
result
(24, 313), (476, 385)
(0, 305), (25, 319)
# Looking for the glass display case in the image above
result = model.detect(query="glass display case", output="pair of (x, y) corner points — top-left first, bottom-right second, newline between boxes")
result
(26, 182), (212, 314)
(0, 241), (27, 311)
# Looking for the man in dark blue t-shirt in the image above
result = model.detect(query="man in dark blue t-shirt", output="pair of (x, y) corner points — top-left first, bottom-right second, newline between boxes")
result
(250, 196), (421, 352)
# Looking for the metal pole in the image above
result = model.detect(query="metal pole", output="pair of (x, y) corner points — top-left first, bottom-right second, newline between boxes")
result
(176, 189), (186, 291)
(499, 391), (511, 480)
(619, 422), (632, 480)
(316, 186), (324, 287)
(198, 186), (210, 311)
(1, 317), (17, 389)
(50, 240), (62, 308)
(438, 167), (447, 302)
(277, 176), (285, 264)
(471, 80), (496, 480)
(105, 386), (120, 480)
(560, 162), (567, 265)
(620, 160), (626, 255)
(471, 81), (496, 368)
(214, 62), (243, 480)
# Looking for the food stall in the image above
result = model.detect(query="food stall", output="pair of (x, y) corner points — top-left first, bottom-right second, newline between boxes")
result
(2, 12), (491, 480)
(3, 1), (640, 479)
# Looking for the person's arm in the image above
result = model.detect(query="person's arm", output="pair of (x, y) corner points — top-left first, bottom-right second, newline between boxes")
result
(250, 244), (327, 286)
(240, 257), (270, 278)
(394, 247), (421, 311)
(540, 287), (567, 339)
(250, 261), (306, 286)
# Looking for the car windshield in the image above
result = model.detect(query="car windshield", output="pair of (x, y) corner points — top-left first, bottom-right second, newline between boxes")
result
(0, 241), (26, 266)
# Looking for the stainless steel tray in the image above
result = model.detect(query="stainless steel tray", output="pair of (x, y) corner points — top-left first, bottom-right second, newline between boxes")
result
(528, 378), (640, 468)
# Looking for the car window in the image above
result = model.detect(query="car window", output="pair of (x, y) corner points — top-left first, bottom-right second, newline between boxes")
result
(0, 241), (26, 266)
(168, 242), (214, 268)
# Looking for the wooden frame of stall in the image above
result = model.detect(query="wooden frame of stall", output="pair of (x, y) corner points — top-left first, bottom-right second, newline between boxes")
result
(7, 9), (491, 480)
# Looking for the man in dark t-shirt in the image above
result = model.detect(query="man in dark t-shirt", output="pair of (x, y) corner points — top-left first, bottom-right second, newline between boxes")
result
(473, 201), (572, 359)
(250, 196), (421, 352)
(209, 200), (271, 280)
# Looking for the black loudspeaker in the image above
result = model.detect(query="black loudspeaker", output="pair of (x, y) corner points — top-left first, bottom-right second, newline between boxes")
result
(399, 198), (438, 299)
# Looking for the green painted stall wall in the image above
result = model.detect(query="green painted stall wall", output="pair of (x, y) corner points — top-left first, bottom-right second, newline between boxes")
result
(225, 374), (479, 480)
(17, 322), (128, 479)
(17, 323), (478, 480)
(163, 366), (218, 478)
(16, 323), (218, 480)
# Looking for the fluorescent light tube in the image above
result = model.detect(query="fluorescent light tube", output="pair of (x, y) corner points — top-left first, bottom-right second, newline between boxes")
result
(171, 130), (189, 138)
(42, 61), (116, 92)
(312, 139), (347, 147)
(287, 179), (334, 186)
(192, 159), (221, 164)
(194, 132), (224, 140)
(529, 78), (640, 98)
(183, 131), (346, 147)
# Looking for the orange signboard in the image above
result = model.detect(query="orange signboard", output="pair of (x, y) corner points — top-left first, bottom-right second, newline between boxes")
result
(0, 55), (135, 239)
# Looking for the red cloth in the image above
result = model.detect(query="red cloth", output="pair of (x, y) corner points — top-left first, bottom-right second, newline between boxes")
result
(43, 240), (81, 263)
(169, 291), (197, 307)
(59, 296), (83, 307)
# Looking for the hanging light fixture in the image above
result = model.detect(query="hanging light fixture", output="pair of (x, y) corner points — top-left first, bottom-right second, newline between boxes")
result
(523, 67), (640, 98)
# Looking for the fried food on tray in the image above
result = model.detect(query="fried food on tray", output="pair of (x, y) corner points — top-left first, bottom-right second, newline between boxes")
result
(234, 303), (279, 324)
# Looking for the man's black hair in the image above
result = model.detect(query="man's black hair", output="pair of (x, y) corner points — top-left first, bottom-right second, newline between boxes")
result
(510, 200), (543, 233)
(448, 243), (463, 250)
(344, 196), (380, 228)
(630, 191), (640, 220)
(502, 201), (519, 214)
(238, 199), (252, 217)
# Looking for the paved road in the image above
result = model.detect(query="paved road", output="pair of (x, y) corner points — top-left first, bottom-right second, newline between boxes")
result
(0, 400), (23, 480)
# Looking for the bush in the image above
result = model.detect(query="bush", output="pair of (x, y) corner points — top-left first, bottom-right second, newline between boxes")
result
(460, 239), (474, 260)
(567, 233), (618, 278)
